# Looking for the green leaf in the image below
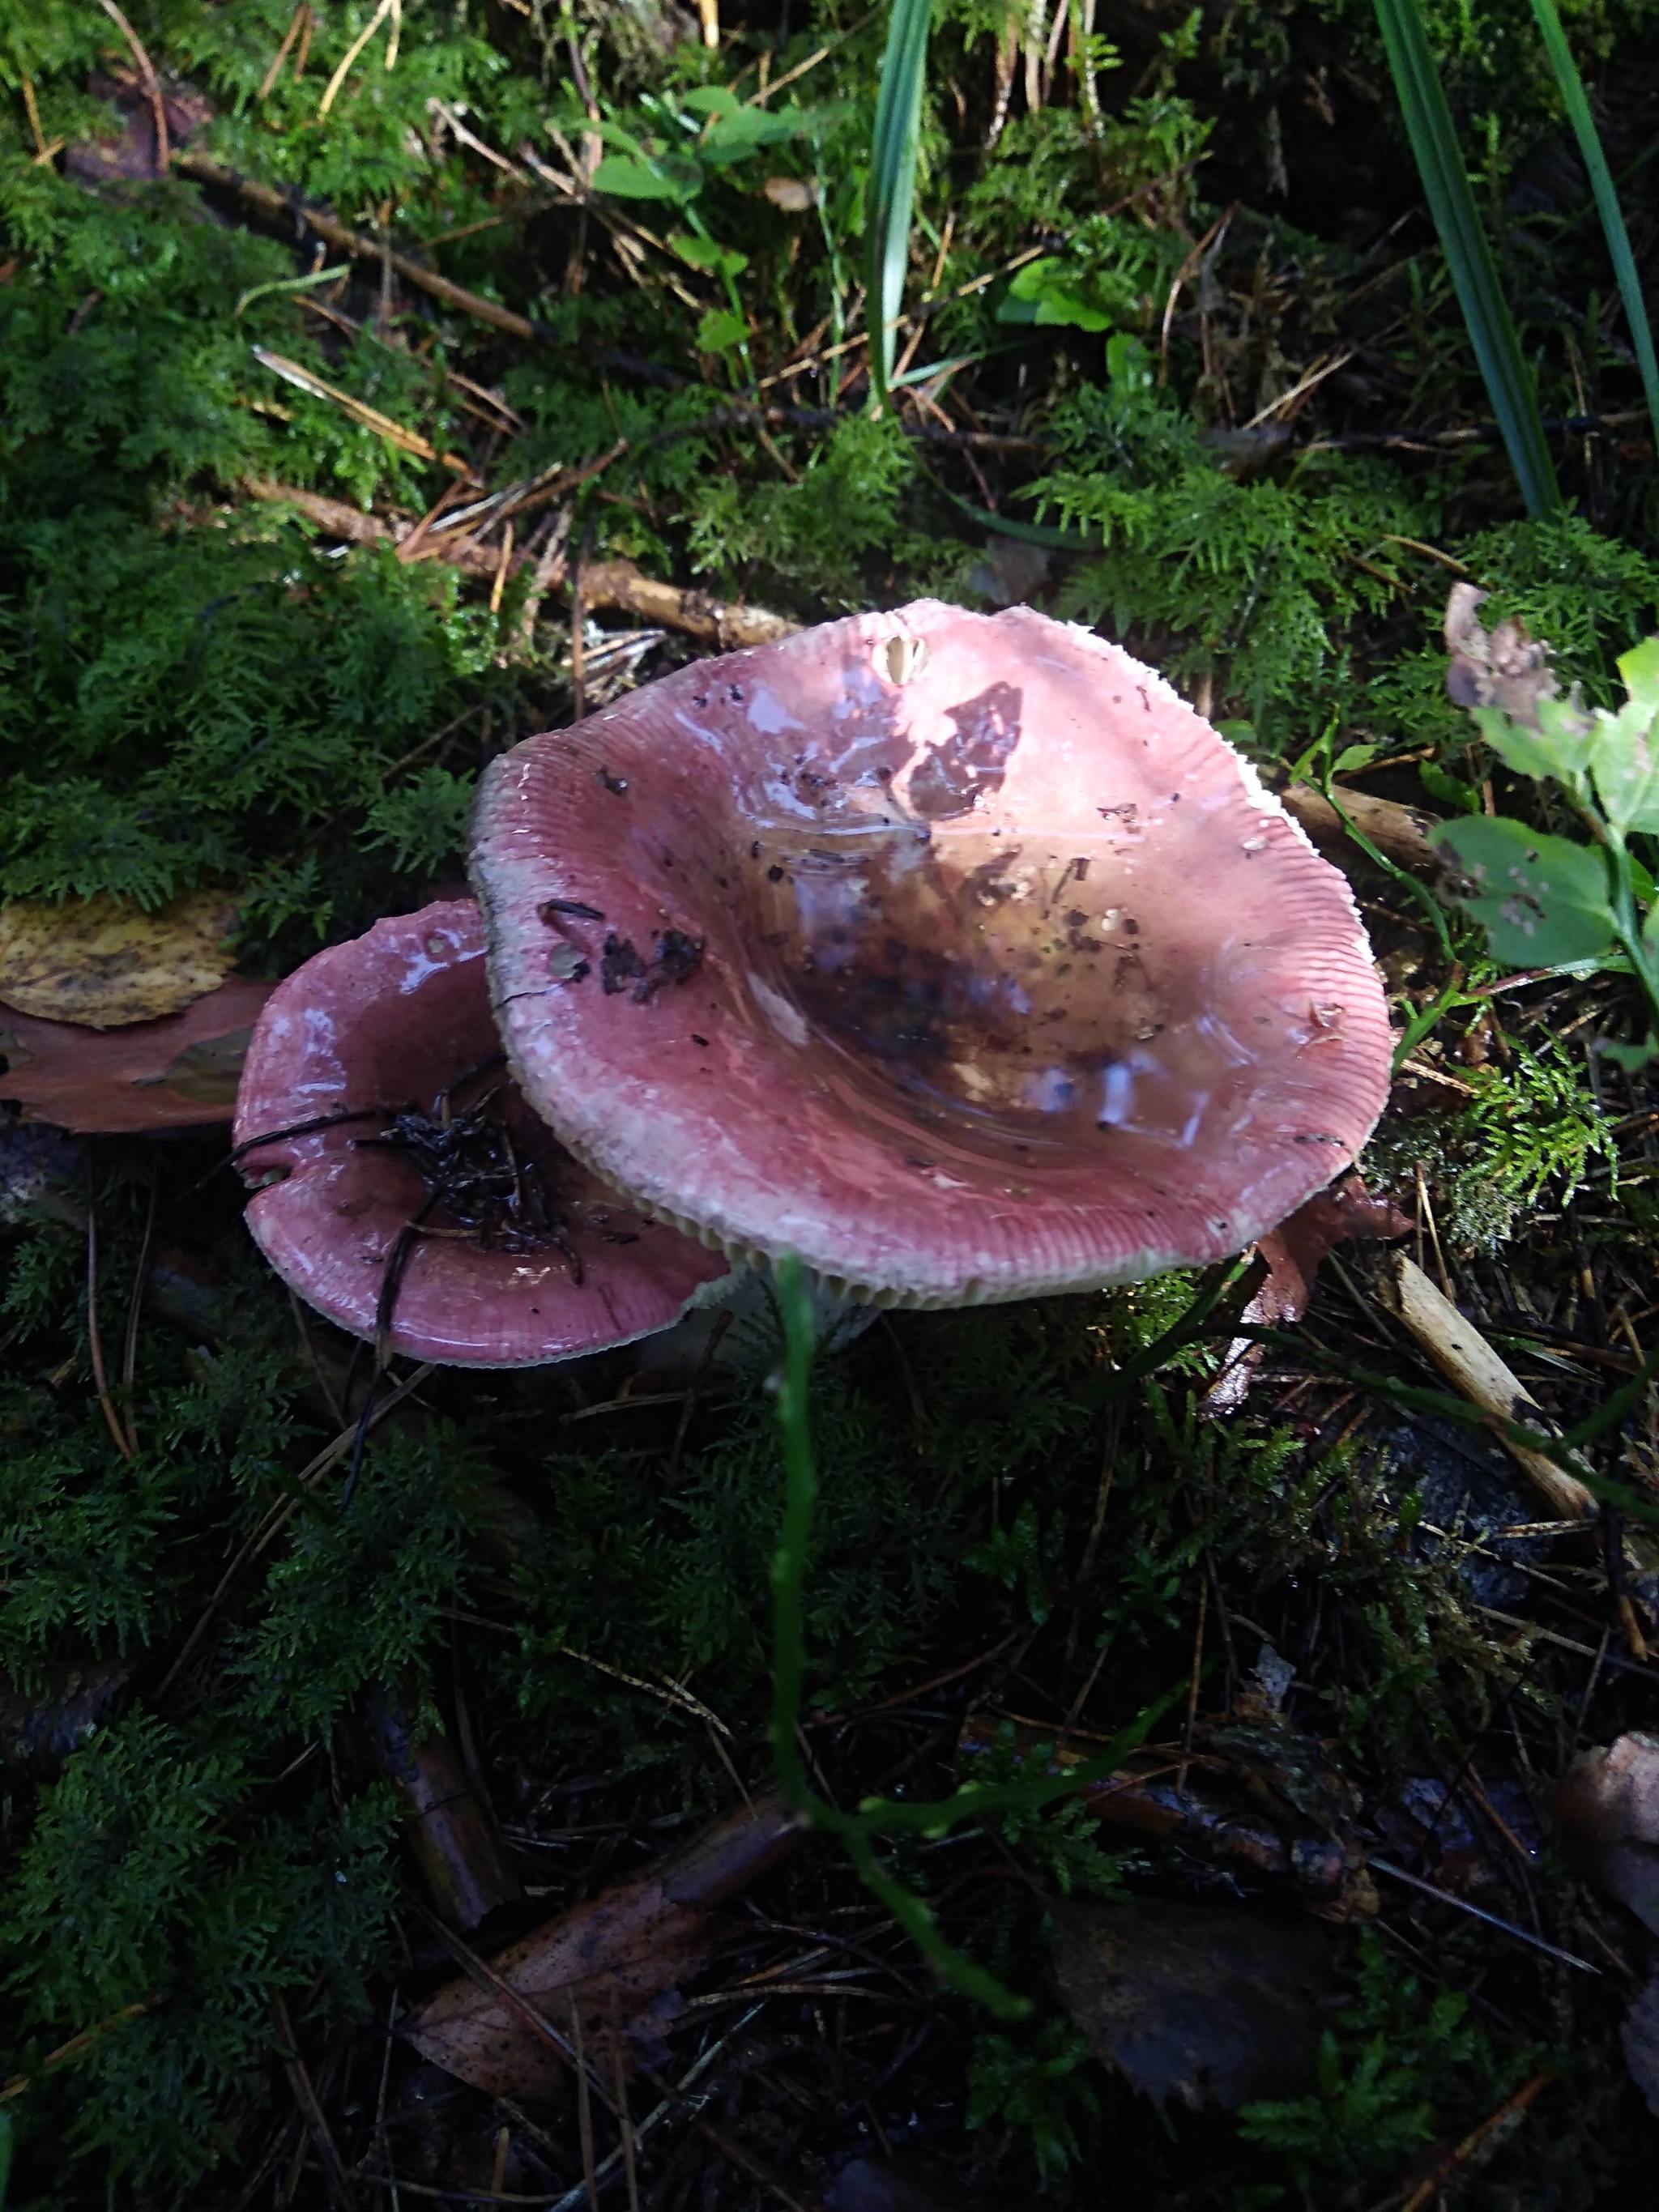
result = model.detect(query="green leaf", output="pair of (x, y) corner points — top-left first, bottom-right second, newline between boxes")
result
(1600, 1036), (1659, 1072)
(1587, 710), (1659, 834)
(697, 306), (748, 354)
(1436, 816), (1618, 968)
(701, 105), (817, 162)
(1584, 637), (1659, 832)
(1333, 743), (1380, 773)
(679, 87), (740, 117)
(671, 230), (749, 278)
(1470, 700), (1584, 788)
(997, 259), (1114, 333)
(1618, 636), (1659, 710)
(1372, 0), (1559, 517)
(591, 152), (695, 202)
(1418, 760), (1481, 814)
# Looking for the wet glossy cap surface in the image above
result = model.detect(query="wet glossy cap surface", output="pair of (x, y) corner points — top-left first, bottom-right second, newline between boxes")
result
(232, 900), (728, 1363)
(471, 603), (1392, 1305)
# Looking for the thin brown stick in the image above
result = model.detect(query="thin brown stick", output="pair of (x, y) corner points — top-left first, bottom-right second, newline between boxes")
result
(95, 0), (168, 170)
(1396, 2072), (1552, 2212)
(257, 2), (310, 100)
(568, 1993), (599, 2210)
(1369, 1857), (1597, 1973)
(86, 1210), (134, 1461)
(240, 479), (798, 645)
(394, 475), (478, 566)
(270, 1993), (358, 2210)
(569, 558), (588, 722)
(319, 0), (394, 120)
(609, 1988), (641, 2212)
(119, 1170), (158, 1454)
(251, 347), (475, 474)
(517, 510), (572, 647)
(153, 1364), (434, 1703)
(0, 2000), (151, 2104)
(20, 77), (47, 157)
(1179, 1572), (1207, 1772)
(177, 151), (544, 343)
(488, 522), (515, 617)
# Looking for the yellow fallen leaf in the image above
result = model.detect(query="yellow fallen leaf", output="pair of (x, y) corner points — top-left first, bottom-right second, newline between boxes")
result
(0, 893), (241, 1030)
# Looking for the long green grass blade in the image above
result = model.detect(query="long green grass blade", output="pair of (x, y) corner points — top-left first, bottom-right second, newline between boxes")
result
(1373, 0), (1560, 515)
(867, 0), (934, 411)
(1529, 0), (1659, 455)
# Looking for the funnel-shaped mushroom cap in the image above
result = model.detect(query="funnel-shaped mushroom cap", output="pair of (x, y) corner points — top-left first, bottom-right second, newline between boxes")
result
(471, 603), (1392, 1306)
(233, 901), (728, 1363)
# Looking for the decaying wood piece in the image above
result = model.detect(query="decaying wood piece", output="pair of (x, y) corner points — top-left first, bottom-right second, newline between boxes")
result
(1384, 1253), (1597, 1519)
(957, 1712), (1378, 1921)
(0, 976), (275, 1132)
(578, 557), (800, 647)
(241, 479), (797, 648)
(1282, 782), (1444, 876)
(360, 1679), (525, 1929)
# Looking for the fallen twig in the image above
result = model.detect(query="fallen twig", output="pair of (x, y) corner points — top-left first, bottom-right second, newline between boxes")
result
(241, 478), (799, 646)
(94, 0), (168, 171)
(1282, 782), (1444, 876)
(1385, 1254), (1597, 1519)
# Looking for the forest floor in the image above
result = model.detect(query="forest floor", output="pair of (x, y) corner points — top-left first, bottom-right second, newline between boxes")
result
(3, 1), (1659, 2206)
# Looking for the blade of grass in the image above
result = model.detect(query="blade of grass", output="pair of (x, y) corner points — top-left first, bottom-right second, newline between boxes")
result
(1372, 0), (1560, 516)
(1528, 0), (1659, 454)
(768, 1252), (1175, 2018)
(867, 0), (934, 412)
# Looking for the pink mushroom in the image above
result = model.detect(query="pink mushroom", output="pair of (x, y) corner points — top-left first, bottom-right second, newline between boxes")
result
(232, 900), (727, 1365)
(470, 602), (1393, 1306)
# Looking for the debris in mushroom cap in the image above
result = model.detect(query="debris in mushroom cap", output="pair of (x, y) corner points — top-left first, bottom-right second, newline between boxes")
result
(470, 601), (1394, 1307)
(232, 899), (728, 1366)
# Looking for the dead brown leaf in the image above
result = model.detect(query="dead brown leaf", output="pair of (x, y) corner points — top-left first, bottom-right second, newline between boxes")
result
(401, 1796), (803, 2100)
(1443, 582), (1561, 726)
(1555, 1733), (1659, 1933)
(0, 974), (272, 1130)
(1206, 1175), (1412, 1414)
(1623, 1971), (1659, 2118)
(761, 176), (819, 212)
(0, 892), (241, 1029)
(825, 2159), (975, 2211)
(1050, 1893), (1334, 2110)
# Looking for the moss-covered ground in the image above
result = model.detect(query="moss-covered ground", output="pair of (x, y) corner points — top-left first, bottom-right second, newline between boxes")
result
(3, 1), (1659, 2203)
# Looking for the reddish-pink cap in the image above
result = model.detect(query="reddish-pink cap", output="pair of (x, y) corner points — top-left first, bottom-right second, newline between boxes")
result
(470, 603), (1392, 1306)
(232, 900), (728, 1364)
